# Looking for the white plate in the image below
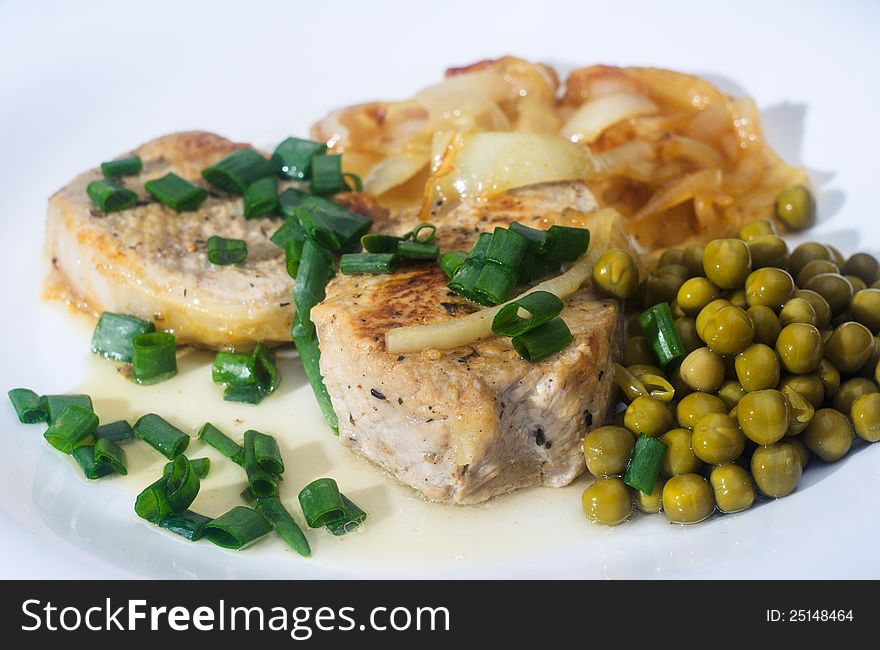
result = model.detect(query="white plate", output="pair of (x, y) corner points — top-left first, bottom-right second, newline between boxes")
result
(1, 0), (879, 579)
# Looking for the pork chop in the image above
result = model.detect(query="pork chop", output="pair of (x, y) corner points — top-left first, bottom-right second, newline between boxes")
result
(311, 182), (623, 504)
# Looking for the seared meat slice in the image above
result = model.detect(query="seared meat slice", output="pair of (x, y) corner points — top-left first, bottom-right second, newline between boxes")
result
(312, 183), (622, 504)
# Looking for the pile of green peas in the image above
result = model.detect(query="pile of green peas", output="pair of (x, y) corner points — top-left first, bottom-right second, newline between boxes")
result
(585, 208), (880, 526)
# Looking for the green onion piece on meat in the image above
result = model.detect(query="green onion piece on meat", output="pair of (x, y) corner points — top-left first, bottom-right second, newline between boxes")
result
(292, 240), (335, 339)
(134, 413), (189, 459)
(343, 172), (363, 192)
(361, 234), (402, 254)
(216, 343), (278, 404)
(292, 314), (338, 432)
(134, 476), (174, 523)
(508, 222), (549, 250)
(271, 137), (326, 180)
(326, 494), (367, 536)
(397, 240), (439, 260)
(250, 430), (284, 475)
(223, 383), (267, 404)
(283, 238), (305, 278)
(95, 420), (134, 443)
(164, 455), (201, 512)
(7, 388), (47, 424)
(242, 430), (278, 498)
(310, 153), (344, 195)
(277, 188), (372, 251)
(91, 312), (155, 362)
(243, 176), (278, 219)
(101, 156), (142, 178)
(511, 317), (573, 363)
(144, 173), (207, 212)
(492, 291), (565, 338)
(41, 394), (93, 425)
(160, 510), (213, 541)
(472, 261), (518, 306)
(203, 506), (272, 549)
(255, 497), (311, 557)
(132, 332), (177, 385)
(201, 148), (273, 195)
(542, 225), (591, 264)
(197, 422), (243, 465)
(253, 342), (278, 393)
(339, 253), (398, 275)
(298, 477), (346, 528)
(297, 207), (342, 251)
(624, 434), (668, 494)
(486, 227), (528, 268)
(94, 437), (127, 475)
(72, 445), (113, 480)
(164, 456), (210, 479)
(270, 214), (307, 248)
(409, 223), (436, 243)
(448, 232), (493, 302)
(43, 404), (98, 454)
(439, 251), (467, 279)
(207, 235), (248, 265)
(639, 302), (686, 370)
(86, 178), (138, 212)
(212, 351), (256, 385)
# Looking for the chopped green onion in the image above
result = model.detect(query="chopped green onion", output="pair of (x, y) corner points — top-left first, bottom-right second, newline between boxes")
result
(473, 262), (518, 306)
(95, 420), (134, 442)
(410, 223), (436, 243)
(509, 222), (549, 250)
(292, 240), (334, 339)
(86, 178), (138, 212)
(361, 234), (402, 254)
(248, 430), (284, 475)
(326, 494), (368, 536)
(7, 388), (47, 424)
(271, 137), (326, 180)
(164, 455), (201, 512)
(511, 317), (573, 363)
(91, 312), (155, 362)
(197, 422), (243, 465)
(486, 227), (528, 268)
(207, 235), (248, 265)
(339, 253), (398, 275)
(448, 260), (485, 301)
(542, 225), (591, 264)
(639, 303), (686, 370)
(201, 148), (273, 195)
(397, 240), (439, 260)
(72, 445), (113, 480)
(292, 315), (338, 432)
(101, 156), (142, 178)
(212, 351), (256, 385)
(223, 382), (266, 405)
(278, 189), (373, 251)
(253, 343), (278, 394)
(203, 506), (272, 549)
(296, 207), (342, 250)
(94, 437), (127, 475)
(298, 477), (345, 528)
(43, 404), (98, 454)
(41, 394), (93, 425)
(242, 430), (278, 498)
(134, 476), (174, 524)
(134, 413), (189, 459)
(243, 176), (278, 219)
(343, 172), (363, 192)
(159, 510), (213, 541)
(255, 497), (311, 557)
(164, 456), (210, 479)
(624, 434), (668, 494)
(283, 238), (305, 278)
(132, 332), (177, 385)
(310, 153), (344, 195)
(492, 291), (565, 337)
(270, 214), (307, 247)
(439, 251), (467, 279)
(144, 173), (207, 211)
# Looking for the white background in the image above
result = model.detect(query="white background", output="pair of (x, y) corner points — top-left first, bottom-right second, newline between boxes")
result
(1, 0), (878, 578)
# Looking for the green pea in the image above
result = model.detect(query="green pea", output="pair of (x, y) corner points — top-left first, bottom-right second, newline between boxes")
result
(703, 239), (752, 290)
(679, 347), (726, 393)
(775, 323), (823, 374)
(702, 305), (755, 355)
(778, 373), (825, 408)
(662, 474), (714, 524)
(735, 343), (780, 392)
(842, 252), (880, 285)
(751, 443), (802, 498)
(817, 358), (841, 400)
(774, 185), (815, 231)
(623, 336), (656, 366)
(832, 377), (878, 414)
(593, 248), (640, 299)
(710, 464), (756, 513)
(849, 289), (880, 334)
(747, 234), (789, 269)
(795, 259), (838, 287)
(802, 408), (854, 462)
(682, 245), (706, 277)
(677, 277), (721, 316)
(718, 380), (747, 410)
(692, 412), (745, 464)
(789, 242), (831, 279)
(851, 393), (880, 443)
(624, 396), (673, 437)
(793, 289), (832, 329)
(582, 477), (633, 525)
(634, 478), (666, 513)
(803, 273), (853, 316)
(738, 219), (778, 241)
(745, 268), (794, 311)
(674, 316), (703, 353)
(737, 389), (789, 445)
(660, 428), (703, 478)
(779, 297), (817, 327)
(824, 321), (876, 374)
(747, 305), (782, 346)
(676, 392), (726, 430)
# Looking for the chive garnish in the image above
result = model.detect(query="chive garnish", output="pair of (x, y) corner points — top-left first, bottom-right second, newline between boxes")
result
(201, 148), (273, 195)
(397, 240), (439, 260)
(7, 388), (47, 424)
(277, 188), (373, 251)
(43, 404), (98, 453)
(207, 235), (248, 265)
(439, 251), (467, 279)
(41, 394), (93, 425)
(134, 476), (175, 524)
(164, 457), (210, 479)
(203, 506), (273, 550)
(292, 314), (338, 432)
(492, 291), (565, 338)
(87, 178), (138, 212)
(271, 137), (326, 180)
(639, 302), (686, 370)
(486, 227), (528, 268)
(212, 351), (257, 385)
(94, 437), (127, 475)
(250, 430), (284, 475)
(159, 511), (213, 541)
(283, 239), (305, 278)
(326, 495), (367, 536)
(144, 173), (207, 212)
(134, 413), (190, 459)
(243, 176), (278, 219)
(510, 317), (573, 363)
(310, 153), (344, 195)
(343, 172), (363, 192)
(448, 232), (492, 303)
(254, 497), (311, 557)
(242, 430), (278, 498)
(298, 478), (346, 528)
(164, 455), (201, 512)
(409, 223), (437, 243)
(624, 434), (668, 494)
(472, 262), (519, 306)
(132, 332), (177, 385)
(211, 343), (277, 404)
(101, 156), (142, 178)
(91, 312), (155, 362)
(72, 445), (114, 480)
(361, 234), (403, 254)
(293, 240), (335, 340)
(339, 253), (399, 275)
(542, 225), (591, 264)
(95, 420), (134, 443)
(197, 422), (243, 465)
(270, 215), (306, 249)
